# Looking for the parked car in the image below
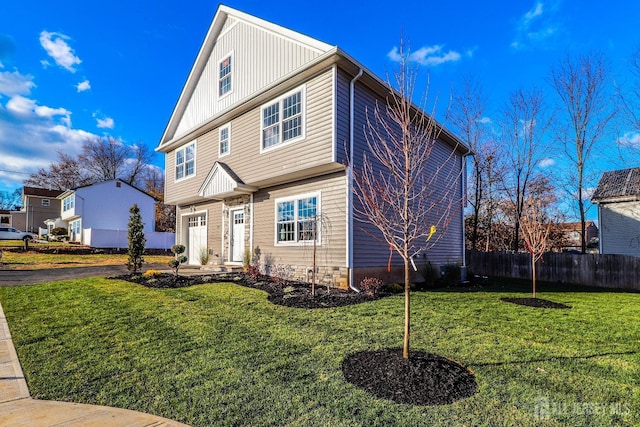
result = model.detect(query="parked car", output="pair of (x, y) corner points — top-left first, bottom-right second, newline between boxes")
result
(0, 227), (36, 241)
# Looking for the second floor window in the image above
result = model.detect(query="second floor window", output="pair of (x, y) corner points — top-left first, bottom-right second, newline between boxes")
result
(63, 195), (74, 211)
(219, 124), (230, 156)
(261, 87), (304, 150)
(175, 142), (196, 181)
(219, 54), (232, 97)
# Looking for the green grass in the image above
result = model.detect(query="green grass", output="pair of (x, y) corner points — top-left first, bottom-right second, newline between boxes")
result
(0, 279), (638, 426)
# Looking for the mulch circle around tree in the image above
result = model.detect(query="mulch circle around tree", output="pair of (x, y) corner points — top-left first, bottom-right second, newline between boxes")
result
(500, 297), (571, 309)
(112, 272), (388, 309)
(342, 349), (477, 405)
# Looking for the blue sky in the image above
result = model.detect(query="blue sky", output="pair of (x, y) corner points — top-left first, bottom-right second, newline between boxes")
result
(1, 1), (640, 220)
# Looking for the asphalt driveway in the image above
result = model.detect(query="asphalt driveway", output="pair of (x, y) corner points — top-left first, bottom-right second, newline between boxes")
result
(0, 264), (169, 286)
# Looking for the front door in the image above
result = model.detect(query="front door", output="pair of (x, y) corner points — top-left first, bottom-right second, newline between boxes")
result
(230, 209), (245, 263)
(187, 214), (207, 265)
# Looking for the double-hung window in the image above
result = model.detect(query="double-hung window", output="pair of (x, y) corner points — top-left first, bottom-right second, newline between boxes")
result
(63, 195), (74, 211)
(219, 124), (231, 157)
(261, 86), (305, 151)
(175, 142), (196, 181)
(276, 193), (319, 244)
(219, 54), (232, 97)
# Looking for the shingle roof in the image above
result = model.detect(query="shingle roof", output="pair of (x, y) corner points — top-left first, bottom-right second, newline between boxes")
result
(591, 168), (640, 202)
(23, 186), (64, 198)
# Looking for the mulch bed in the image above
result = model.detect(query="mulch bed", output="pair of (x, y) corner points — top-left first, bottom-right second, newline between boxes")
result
(500, 297), (571, 309)
(342, 349), (477, 405)
(112, 271), (386, 309)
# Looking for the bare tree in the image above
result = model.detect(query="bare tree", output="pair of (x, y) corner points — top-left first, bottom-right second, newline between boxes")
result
(549, 52), (615, 253)
(500, 87), (549, 251)
(449, 76), (490, 250)
(0, 189), (22, 210)
(25, 152), (92, 190)
(143, 167), (175, 233)
(519, 176), (557, 297)
(351, 45), (464, 359)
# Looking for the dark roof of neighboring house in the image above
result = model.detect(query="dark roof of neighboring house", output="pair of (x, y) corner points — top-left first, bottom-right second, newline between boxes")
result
(559, 221), (597, 231)
(23, 186), (64, 198)
(58, 179), (157, 201)
(591, 168), (640, 202)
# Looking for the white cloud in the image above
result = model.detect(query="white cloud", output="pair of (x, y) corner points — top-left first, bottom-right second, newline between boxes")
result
(511, 1), (559, 50)
(539, 158), (555, 168)
(39, 31), (81, 72)
(5, 95), (71, 126)
(388, 45), (463, 67)
(0, 70), (36, 96)
(95, 115), (115, 129)
(6, 95), (36, 115)
(477, 117), (492, 124)
(76, 79), (91, 92)
(618, 131), (640, 147)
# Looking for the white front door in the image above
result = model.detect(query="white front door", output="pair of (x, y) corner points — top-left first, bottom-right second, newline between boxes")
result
(230, 209), (245, 263)
(187, 214), (207, 265)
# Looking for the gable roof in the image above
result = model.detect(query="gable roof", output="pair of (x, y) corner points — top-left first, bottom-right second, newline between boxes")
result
(198, 162), (257, 200)
(158, 4), (334, 149)
(57, 179), (156, 201)
(592, 167), (640, 203)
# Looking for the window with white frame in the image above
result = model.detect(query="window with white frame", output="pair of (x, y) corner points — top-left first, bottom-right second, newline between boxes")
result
(175, 142), (196, 181)
(219, 54), (232, 97)
(63, 195), (74, 211)
(219, 124), (231, 157)
(276, 193), (319, 244)
(261, 87), (304, 150)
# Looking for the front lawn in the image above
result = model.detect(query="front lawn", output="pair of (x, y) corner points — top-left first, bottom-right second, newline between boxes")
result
(0, 279), (638, 426)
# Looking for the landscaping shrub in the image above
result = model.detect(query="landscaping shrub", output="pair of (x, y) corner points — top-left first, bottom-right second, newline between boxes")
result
(418, 261), (439, 288)
(245, 264), (263, 281)
(359, 277), (383, 296)
(143, 269), (162, 278)
(127, 204), (146, 273)
(169, 244), (187, 276)
(383, 283), (404, 293)
(441, 263), (462, 286)
(199, 247), (209, 266)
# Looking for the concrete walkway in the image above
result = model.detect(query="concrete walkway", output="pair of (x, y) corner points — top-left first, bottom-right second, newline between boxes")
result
(0, 290), (190, 426)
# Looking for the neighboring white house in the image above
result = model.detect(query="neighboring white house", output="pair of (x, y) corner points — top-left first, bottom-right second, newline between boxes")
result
(57, 179), (174, 249)
(592, 167), (640, 256)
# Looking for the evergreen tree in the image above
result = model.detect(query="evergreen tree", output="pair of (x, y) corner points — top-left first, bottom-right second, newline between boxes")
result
(127, 204), (146, 273)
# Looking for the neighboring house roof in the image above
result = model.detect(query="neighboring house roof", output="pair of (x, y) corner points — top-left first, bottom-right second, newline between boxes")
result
(23, 186), (64, 198)
(592, 167), (640, 203)
(156, 4), (468, 156)
(57, 179), (156, 201)
(559, 221), (597, 232)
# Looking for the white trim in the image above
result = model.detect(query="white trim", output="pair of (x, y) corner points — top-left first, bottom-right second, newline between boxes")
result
(228, 207), (245, 264)
(249, 193), (254, 264)
(174, 140), (197, 183)
(260, 85), (306, 154)
(219, 123), (231, 158)
(274, 191), (321, 246)
(181, 209), (209, 265)
(217, 50), (234, 100)
(331, 65), (337, 163)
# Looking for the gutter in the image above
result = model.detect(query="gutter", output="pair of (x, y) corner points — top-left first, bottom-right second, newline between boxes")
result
(348, 68), (364, 292)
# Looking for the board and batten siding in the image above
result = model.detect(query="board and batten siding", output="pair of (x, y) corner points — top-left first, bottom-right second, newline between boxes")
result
(174, 16), (326, 138)
(165, 69), (337, 205)
(252, 172), (347, 278)
(599, 201), (640, 256)
(349, 79), (465, 268)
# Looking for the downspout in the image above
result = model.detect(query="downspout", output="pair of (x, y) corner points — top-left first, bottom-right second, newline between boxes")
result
(249, 193), (254, 263)
(597, 203), (602, 254)
(348, 69), (364, 292)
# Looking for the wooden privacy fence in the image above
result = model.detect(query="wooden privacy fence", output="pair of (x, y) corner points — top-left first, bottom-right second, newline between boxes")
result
(466, 251), (640, 291)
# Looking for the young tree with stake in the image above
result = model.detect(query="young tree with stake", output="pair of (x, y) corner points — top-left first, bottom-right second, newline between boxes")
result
(351, 44), (465, 359)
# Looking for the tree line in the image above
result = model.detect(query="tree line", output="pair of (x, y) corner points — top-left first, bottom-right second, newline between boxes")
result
(451, 49), (640, 254)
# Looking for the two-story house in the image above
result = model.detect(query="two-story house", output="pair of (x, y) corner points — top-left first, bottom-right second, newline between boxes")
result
(9, 187), (64, 235)
(57, 179), (174, 249)
(156, 5), (469, 288)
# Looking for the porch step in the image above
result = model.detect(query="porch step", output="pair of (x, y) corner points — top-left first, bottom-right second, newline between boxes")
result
(200, 265), (244, 273)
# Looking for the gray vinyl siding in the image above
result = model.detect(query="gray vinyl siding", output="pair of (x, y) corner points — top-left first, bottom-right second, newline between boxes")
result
(335, 68), (351, 165)
(165, 69), (337, 204)
(252, 172), (347, 269)
(599, 201), (640, 256)
(175, 17), (325, 138)
(350, 81), (465, 268)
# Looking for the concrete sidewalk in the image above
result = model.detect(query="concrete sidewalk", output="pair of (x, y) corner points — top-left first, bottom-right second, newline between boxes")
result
(0, 301), (189, 426)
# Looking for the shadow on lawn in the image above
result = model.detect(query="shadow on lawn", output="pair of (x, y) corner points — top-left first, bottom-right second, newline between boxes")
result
(471, 350), (638, 368)
(432, 277), (640, 294)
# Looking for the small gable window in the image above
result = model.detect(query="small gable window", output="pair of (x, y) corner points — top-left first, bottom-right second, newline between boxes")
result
(219, 124), (231, 157)
(175, 142), (196, 181)
(261, 86), (305, 151)
(219, 54), (232, 97)
(41, 199), (50, 207)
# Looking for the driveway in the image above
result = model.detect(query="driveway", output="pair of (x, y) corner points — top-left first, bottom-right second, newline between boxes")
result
(0, 264), (170, 286)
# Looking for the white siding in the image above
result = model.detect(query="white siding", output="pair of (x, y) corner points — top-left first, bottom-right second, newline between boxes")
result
(600, 201), (640, 256)
(174, 18), (325, 138)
